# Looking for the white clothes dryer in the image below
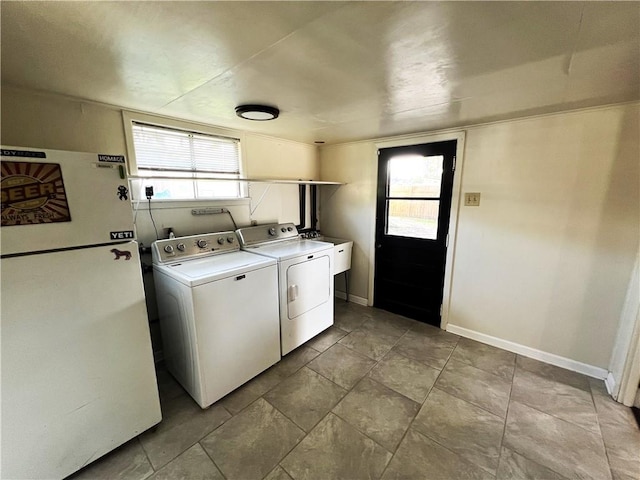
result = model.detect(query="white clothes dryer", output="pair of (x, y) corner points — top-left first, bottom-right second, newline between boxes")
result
(236, 223), (334, 355)
(152, 231), (280, 408)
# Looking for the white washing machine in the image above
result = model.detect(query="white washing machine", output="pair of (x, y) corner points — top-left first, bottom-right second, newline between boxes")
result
(152, 231), (280, 408)
(236, 223), (334, 355)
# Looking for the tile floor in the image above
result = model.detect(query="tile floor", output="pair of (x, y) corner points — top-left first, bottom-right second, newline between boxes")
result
(71, 302), (640, 480)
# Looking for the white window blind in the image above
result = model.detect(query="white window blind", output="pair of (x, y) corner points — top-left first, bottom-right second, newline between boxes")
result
(130, 122), (243, 199)
(132, 122), (240, 174)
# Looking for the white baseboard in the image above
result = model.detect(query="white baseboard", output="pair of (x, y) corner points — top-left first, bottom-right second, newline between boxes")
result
(446, 324), (608, 380)
(605, 372), (617, 397)
(335, 291), (369, 306)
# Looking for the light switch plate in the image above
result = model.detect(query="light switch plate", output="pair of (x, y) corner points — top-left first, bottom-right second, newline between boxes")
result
(465, 192), (481, 206)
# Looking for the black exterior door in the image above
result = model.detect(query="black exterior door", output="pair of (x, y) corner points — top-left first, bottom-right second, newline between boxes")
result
(374, 140), (456, 326)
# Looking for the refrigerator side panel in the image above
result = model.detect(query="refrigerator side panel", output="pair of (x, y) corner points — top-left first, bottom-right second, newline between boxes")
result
(1, 243), (161, 480)
(1, 147), (136, 256)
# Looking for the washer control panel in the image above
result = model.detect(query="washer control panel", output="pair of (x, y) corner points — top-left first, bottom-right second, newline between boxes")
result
(236, 222), (299, 247)
(152, 231), (239, 264)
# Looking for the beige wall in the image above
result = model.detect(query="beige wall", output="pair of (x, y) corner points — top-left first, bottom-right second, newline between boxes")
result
(1, 86), (319, 330)
(2, 86), (128, 154)
(4, 85), (638, 369)
(243, 134), (318, 228)
(244, 134), (318, 180)
(319, 142), (378, 299)
(1, 86), (318, 245)
(319, 103), (640, 369)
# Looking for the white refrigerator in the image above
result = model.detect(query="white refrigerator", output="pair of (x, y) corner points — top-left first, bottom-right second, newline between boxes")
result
(1, 146), (162, 479)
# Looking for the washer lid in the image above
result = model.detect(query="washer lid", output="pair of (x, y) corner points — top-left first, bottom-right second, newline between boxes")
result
(243, 239), (333, 261)
(153, 250), (276, 287)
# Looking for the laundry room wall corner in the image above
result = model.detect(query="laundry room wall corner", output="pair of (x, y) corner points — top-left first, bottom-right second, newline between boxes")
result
(1, 86), (322, 350)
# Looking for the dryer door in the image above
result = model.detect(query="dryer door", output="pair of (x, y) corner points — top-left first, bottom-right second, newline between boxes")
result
(286, 254), (331, 319)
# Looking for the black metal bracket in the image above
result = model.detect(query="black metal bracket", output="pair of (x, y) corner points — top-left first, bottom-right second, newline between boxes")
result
(296, 184), (319, 234)
(296, 184), (307, 230)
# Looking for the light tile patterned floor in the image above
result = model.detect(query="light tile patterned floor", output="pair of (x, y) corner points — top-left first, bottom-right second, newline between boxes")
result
(70, 302), (640, 480)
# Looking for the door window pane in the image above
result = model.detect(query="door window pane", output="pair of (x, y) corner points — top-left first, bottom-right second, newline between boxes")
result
(388, 155), (443, 198)
(387, 200), (439, 239)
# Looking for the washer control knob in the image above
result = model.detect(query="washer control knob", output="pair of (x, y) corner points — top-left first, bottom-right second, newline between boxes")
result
(164, 245), (174, 254)
(217, 237), (225, 245)
(268, 227), (276, 236)
(176, 243), (186, 251)
(197, 239), (208, 248)
(281, 227), (286, 233)
(227, 236), (234, 243)
(287, 227), (293, 232)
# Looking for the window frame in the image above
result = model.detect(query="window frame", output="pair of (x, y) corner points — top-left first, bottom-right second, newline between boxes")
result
(383, 154), (445, 241)
(122, 111), (248, 201)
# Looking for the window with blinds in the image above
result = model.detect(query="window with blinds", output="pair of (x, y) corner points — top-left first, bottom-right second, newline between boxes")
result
(130, 122), (243, 199)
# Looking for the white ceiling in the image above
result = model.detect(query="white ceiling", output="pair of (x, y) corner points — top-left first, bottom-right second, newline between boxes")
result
(2, 1), (638, 145)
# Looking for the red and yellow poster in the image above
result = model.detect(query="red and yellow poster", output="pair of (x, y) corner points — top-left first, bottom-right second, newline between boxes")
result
(1, 161), (72, 226)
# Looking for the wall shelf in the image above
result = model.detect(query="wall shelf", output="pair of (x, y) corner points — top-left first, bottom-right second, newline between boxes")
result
(128, 175), (344, 185)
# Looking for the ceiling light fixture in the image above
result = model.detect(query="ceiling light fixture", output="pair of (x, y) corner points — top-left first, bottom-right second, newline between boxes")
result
(235, 104), (279, 121)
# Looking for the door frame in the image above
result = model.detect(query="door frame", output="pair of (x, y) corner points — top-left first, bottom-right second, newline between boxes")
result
(369, 131), (466, 330)
(607, 252), (640, 406)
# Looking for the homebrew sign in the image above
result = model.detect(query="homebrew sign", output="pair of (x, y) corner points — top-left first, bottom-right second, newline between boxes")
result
(1, 161), (72, 226)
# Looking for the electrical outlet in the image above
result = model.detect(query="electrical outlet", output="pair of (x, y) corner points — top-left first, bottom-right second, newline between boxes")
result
(464, 192), (481, 206)
(145, 186), (154, 198)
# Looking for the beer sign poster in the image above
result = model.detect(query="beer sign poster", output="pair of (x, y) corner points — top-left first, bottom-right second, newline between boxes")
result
(1, 161), (72, 226)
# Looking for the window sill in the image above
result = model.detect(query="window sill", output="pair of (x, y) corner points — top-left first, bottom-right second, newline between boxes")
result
(132, 198), (250, 210)
(128, 175), (344, 185)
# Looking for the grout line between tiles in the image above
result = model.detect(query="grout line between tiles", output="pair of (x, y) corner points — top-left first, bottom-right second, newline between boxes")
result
(219, 404), (233, 418)
(267, 310), (380, 478)
(500, 414), (573, 480)
(278, 462), (296, 480)
(329, 324), (419, 453)
(399, 426), (501, 479)
(337, 334), (398, 363)
(495, 352), (517, 475)
(328, 409), (395, 457)
(222, 391), (262, 417)
(507, 397), (603, 436)
(262, 394), (320, 436)
(329, 371), (419, 451)
(291, 313), (407, 472)
(198, 440), (228, 480)
(364, 375), (423, 408)
(586, 383), (617, 480)
(305, 354), (369, 391)
(309, 341), (379, 381)
(446, 341), (517, 383)
(434, 367), (511, 419)
(379, 336), (459, 479)
(90, 306), (622, 480)
(429, 385), (507, 422)
(258, 421), (306, 480)
(136, 437), (156, 475)
(504, 399), (614, 479)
